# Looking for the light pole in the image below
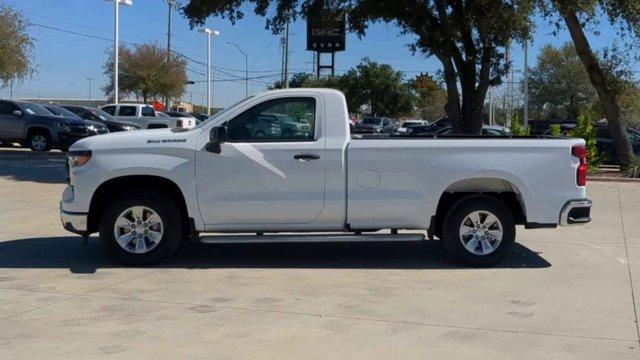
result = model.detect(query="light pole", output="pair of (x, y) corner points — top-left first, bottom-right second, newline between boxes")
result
(165, 0), (175, 110)
(228, 41), (248, 98)
(106, 0), (132, 104)
(199, 28), (220, 115)
(523, 40), (529, 127)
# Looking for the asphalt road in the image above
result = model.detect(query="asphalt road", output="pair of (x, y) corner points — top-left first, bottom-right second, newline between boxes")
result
(0, 148), (639, 359)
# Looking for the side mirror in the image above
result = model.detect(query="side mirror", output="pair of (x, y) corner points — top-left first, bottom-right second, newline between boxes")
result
(12, 110), (22, 117)
(205, 125), (227, 154)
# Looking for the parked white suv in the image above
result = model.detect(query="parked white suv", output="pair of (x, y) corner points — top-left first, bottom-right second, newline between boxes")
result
(101, 103), (195, 129)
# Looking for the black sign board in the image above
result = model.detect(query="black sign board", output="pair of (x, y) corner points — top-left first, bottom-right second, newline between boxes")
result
(306, 14), (346, 52)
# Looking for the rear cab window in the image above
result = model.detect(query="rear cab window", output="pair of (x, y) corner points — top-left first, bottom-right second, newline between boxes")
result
(119, 106), (137, 117)
(141, 106), (155, 117)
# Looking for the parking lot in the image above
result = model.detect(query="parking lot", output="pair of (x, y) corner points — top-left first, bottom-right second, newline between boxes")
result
(0, 148), (638, 359)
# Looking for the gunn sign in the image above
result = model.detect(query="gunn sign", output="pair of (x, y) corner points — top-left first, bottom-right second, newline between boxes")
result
(306, 15), (346, 52)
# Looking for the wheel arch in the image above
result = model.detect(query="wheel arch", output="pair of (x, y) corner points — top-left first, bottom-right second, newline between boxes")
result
(87, 175), (189, 234)
(430, 177), (527, 239)
(26, 125), (52, 137)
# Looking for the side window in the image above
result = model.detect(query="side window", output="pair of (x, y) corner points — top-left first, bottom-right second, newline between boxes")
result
(0, 101), (18, 116)
(225, 97), (316, 142)
(119, 106), (137, 117)
(102, 106), (116, 115)
(141, 106), (155, 116)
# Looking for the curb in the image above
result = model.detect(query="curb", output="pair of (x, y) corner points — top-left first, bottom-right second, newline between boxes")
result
(588, 176), (640, 183)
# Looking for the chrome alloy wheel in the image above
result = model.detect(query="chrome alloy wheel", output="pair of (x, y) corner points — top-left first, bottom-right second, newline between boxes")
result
(459, 210), (503, 256)
(113, 206), (164, 254)
(31, 135), (47, 151)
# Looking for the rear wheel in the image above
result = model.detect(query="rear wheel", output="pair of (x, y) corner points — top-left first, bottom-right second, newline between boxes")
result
(99, 190), (183, 265)
(442, 195), (515, 266)
(27, 131), (51, 152)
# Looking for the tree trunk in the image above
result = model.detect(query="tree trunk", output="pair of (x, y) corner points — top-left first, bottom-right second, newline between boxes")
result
(561, 9), (634, 166)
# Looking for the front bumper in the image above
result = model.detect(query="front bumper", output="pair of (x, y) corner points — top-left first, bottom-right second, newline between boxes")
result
(559, 199), (592, 226)
(60, 202), (88, 235)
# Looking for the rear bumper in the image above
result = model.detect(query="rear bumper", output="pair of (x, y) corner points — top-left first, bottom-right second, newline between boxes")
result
(559, 199), (592, 226)
(60, 202), (88, 235)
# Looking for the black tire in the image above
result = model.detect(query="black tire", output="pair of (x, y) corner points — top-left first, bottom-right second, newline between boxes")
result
(99, 190), (183, 265)
(442, 195), (515, 266)
(26, 130), (52, 152)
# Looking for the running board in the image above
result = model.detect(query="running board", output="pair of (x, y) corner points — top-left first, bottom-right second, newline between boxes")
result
(199, 233), (426, 244)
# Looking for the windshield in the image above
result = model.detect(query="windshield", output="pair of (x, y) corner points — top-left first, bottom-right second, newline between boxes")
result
(90, 108), (115, 122)
(362, 117), (381, 125)
(46, 106), (81, 119)
(194, 96), (254, 129)
(20, 102), (53, 116)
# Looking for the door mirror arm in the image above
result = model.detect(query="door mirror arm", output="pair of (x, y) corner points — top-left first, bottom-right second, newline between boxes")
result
(206, 126), (227, 154)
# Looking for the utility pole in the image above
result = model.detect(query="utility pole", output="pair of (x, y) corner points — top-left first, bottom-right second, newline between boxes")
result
(9, 78), (13, 100)
(523, 40), (529, 127)
(87, 77), (94, 101)
(283, 20), (290, 88)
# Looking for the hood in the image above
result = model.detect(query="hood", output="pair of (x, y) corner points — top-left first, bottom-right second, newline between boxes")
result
(70, 127), (196, 151)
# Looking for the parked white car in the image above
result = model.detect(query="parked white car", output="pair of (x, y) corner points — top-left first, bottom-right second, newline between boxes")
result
(101, 103), (196, 129)
(61, 89), (591, 266)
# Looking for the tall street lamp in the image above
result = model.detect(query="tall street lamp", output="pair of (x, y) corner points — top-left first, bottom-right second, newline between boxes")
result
(199, 28), (220, 115)
(106, 0), (133, 104)
(227, 41), (248, 98)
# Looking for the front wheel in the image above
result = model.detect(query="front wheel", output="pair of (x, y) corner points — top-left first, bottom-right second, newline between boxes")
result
(442, 195), (515, 266)
(99, 190), (183, 265)
(27, 131), (52, 152)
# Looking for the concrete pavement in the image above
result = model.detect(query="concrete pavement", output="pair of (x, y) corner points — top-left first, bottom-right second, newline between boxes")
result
(0, 148), (639, 359)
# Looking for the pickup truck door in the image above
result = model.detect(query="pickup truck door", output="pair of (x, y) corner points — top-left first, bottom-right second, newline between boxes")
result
(196, 96), (326, 226)
(0, 101), (25, 140)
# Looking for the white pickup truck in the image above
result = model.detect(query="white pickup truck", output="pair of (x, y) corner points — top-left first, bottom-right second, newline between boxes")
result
(100, 103), (196, 129)
(61, 89), (592, 266)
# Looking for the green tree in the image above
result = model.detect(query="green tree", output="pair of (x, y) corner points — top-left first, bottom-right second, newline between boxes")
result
(340, 58), (415, 117)
(539, 0), (640, 167)
(269, 59), (415, 117)
(408, 73), (447, 121)
(529, 43), (597, 119)
(103, 43), (188, 102)
(269, 72), (315, 89)
(0, 3), (34, 87)
(182, 0), (535, 134)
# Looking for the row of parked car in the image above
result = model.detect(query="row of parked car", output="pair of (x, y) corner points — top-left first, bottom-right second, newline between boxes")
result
(352, 116), (511, 137)
(0, 99), (204, 152)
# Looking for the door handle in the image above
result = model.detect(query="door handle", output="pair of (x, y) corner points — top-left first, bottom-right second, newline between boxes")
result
(294, 154), (320, 161)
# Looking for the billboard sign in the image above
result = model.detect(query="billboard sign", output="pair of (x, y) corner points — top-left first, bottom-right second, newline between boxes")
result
(306, 14), (346, 52)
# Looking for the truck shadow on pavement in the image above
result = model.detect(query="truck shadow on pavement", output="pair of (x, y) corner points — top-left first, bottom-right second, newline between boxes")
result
(0, 237), (551, 274)
(0, 149), (67, 184)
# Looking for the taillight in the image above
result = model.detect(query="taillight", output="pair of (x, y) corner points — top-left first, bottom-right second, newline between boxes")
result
(176, 120), (183, 128)
(572, 145), (587, 186)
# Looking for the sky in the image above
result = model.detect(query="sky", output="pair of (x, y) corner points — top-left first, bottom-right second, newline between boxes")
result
(1, 0), (638, 108)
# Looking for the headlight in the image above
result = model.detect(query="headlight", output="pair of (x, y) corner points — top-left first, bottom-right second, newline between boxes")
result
(56, 122), (71, 131)
(87, 125), (96, 132)
(122, 125), (138, 131)
(67, 150), (92, 168)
